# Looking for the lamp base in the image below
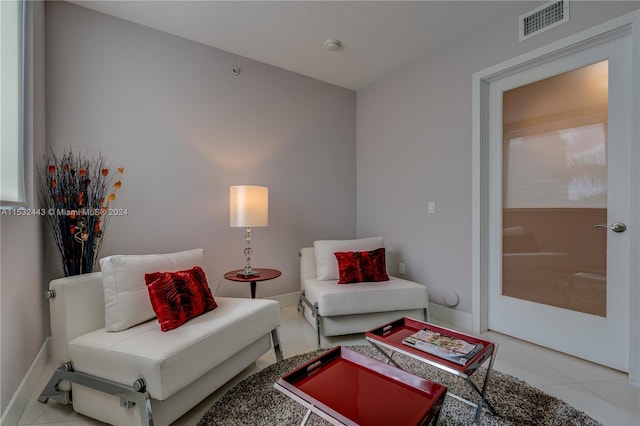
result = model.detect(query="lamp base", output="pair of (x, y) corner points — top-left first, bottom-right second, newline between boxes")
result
(237, 270), (260, 278)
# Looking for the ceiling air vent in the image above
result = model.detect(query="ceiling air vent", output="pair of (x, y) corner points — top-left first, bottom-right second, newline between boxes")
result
(519, 0), (569, 41)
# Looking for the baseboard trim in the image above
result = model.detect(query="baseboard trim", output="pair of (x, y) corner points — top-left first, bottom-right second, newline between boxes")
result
(1, 336), (50, 426)
(267, 291), (300, 307)
(429, 302), (473, 331)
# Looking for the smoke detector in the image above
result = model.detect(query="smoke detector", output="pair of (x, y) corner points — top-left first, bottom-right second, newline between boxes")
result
(324, 39), (343, 51)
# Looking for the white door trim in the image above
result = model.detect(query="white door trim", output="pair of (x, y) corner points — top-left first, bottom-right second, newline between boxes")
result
(472, 10), (640, 385)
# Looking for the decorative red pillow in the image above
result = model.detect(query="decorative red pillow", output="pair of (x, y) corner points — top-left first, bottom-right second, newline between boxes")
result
(334, 248), (390, 284)
(144, 266), (217, 331)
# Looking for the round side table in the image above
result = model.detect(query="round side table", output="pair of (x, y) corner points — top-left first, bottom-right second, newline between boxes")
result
(223, 268), (281, 298)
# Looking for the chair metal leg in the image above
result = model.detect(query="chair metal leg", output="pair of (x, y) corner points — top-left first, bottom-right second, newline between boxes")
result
(314, 306), (321, 349)
(298, 292), (322, 349)
(271, 328), (284, 362)
(38, 362), (154, 426)
(423, 307), (430, 322)
(38, 362), (73, 405)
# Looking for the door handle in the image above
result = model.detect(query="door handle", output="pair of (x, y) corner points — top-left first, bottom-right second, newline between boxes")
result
(593, 222), (627, 233)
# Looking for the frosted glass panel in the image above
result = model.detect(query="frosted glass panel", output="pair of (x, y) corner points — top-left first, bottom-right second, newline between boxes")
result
(505, 123), (606, 208)
(502, 61), (607, 317)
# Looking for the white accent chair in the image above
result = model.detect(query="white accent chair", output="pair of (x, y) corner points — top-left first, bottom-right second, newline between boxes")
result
(38, 251), (282, 426)
(298, 238), (429, 348)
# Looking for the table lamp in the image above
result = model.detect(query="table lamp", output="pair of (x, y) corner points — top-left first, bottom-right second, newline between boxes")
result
(230, 185), (268, 277)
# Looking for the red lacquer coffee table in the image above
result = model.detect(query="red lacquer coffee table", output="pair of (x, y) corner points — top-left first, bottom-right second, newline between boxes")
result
(274, 346), (447, 426)
(365, 317), (498, 424)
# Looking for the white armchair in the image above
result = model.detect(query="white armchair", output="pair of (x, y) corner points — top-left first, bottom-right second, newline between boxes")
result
(298, 238), (429, 348)
(38, 250), (282, 426)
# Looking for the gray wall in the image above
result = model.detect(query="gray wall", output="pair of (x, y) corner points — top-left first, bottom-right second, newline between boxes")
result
(0, 1), (46, 415)
(45, 2), (356, 298)
(356, 1), (639, 313)
(0, 218), (44, 414)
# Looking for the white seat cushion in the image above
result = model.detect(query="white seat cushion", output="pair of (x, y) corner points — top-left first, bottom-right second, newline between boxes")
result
(304, 276), (428, 316)
(68, 297), (279, 400)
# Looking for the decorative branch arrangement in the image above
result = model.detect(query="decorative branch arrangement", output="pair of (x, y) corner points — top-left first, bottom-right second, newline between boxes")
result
(39, 149), (124, 276)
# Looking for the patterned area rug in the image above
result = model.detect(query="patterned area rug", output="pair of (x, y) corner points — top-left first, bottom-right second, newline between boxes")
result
(198, 345), (602, 425)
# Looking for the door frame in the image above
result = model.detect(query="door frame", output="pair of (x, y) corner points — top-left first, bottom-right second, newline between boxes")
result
(472, 10), (640, 385)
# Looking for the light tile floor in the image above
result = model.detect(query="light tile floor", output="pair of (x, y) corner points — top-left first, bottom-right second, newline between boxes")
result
(17, 306), (640, 425)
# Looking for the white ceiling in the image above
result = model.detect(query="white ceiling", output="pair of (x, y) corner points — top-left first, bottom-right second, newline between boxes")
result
(69, 1), (543, 91)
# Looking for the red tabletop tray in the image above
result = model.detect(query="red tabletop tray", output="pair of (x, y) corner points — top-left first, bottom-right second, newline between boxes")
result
(365, 317), (495, 376)
(276, 346), (447, 426)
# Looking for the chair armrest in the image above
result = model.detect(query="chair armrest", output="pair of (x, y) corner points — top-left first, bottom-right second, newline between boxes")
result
(49, 272), (105, 367)
(299, 247), (317, 288)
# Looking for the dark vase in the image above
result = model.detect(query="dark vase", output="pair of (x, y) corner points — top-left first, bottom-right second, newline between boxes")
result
(49, 214), (104, 277)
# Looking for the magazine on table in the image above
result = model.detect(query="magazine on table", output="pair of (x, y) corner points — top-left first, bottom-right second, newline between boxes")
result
(402, 328), (483, 365)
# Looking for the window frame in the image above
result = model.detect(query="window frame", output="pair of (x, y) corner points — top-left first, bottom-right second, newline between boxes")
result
(1, 0), (28, 209)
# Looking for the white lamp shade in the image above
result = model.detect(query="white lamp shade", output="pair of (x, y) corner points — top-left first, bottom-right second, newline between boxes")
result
(230, 185), (268, 227)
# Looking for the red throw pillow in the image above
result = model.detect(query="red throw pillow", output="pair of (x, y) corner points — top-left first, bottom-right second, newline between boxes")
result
(144, 266), (217, 331)
(334, 248), (390, 284)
